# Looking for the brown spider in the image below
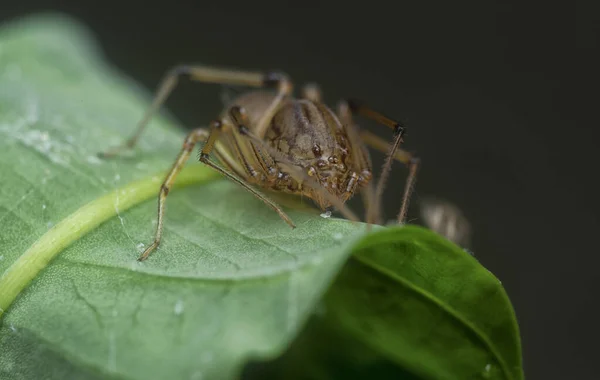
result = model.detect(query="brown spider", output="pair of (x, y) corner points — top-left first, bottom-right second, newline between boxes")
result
(99, 65), (420, 261)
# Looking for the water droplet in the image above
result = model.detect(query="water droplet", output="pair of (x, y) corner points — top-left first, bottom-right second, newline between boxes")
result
(86, 155), (102, 165)
(481, 363), (492, 378)
(174, 300), (184, 315)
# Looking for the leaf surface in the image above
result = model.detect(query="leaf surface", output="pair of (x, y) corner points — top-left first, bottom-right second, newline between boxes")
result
(0, 15), (366, 380)
(322, 226), (524, 380)
(0, 14), (523, 380)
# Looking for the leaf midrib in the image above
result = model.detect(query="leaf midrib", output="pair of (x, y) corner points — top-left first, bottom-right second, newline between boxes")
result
(0, 164), (219, 317)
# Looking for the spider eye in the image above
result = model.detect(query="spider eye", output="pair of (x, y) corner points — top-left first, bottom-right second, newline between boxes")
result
(312, 144), (322, 157)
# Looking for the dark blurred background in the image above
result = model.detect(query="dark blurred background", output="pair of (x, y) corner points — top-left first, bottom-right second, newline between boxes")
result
(1, 1), (598, 379)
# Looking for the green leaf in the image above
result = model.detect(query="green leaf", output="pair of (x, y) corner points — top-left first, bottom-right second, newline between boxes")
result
(247, 314), (422, 380)
(0, 13), (523, 380)
(0, 14), (369, 380)
(321, 225), (524, 380)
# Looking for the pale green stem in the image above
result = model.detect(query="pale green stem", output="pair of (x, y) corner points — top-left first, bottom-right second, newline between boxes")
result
(0, 164), (218, 317)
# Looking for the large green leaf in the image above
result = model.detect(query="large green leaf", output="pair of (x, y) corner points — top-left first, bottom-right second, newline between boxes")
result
(0, 14), (523, 380)
(0, 14), (368, 380)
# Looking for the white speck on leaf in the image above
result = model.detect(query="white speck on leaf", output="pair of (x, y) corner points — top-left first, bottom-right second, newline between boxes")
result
(136, 243), (145, 251)
(3, 128), (73, 166)
(42, 204), (46, 210)
(485, 364), (491, 372)
(320, 210), (331, 218)
(113, 176), (136, 247)
(332, 232), (343, 240)
(0, 255), (4, 261)
(40, 168), (52, 185)
(310, 256), (324, 265)
(86, 155), (102, 165)
(129, 261), (141, 271)
(9, 324), (16, 333)
(174, 300), (184, 316)
(46, 221), (54, 229)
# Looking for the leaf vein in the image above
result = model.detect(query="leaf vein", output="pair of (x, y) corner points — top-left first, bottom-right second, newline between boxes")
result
(352, 254), (514, 380)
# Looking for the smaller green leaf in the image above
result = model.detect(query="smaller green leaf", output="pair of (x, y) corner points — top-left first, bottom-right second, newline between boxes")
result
(247, 315), (421, 380)
(322, 225), (523, 380)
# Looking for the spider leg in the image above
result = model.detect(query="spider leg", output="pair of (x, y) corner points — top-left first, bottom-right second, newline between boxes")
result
(336, 102), (376, 224)
(301, 83), (322, 103)
(99, 64), (292, 158)
(199, 120), (295, 227)
(338, 99), (418, 225)
(138, 120), (295, 262)
(358, 129), (420, 225)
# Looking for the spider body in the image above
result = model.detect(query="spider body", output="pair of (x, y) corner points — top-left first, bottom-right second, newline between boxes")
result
(99, 65), (419, 261)
(218, 91), (371, 210)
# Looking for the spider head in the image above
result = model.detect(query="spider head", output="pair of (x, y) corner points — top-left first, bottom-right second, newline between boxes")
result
(305, 161), (364, 211)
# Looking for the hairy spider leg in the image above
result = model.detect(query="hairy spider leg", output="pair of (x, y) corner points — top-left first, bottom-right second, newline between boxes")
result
(359, 129), (420, 224)
(137, 120), (295, 261)
(99, 64), (292, 158)
(338, 99), (419, 225)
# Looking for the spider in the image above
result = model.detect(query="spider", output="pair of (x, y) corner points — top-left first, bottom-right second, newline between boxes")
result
(99, 65), (420, 261)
